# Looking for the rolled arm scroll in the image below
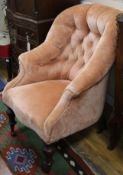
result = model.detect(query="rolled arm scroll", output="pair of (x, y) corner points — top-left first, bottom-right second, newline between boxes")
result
(2, 42), (61, 95)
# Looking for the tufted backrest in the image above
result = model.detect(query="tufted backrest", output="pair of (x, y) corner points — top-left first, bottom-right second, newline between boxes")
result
(43, 4), (120, 81)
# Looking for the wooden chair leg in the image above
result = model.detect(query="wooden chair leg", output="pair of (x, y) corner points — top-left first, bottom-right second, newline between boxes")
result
(97, 103), (113, 133)
(107, 114), (121, 150)
(97, 116), (107, 134)
(6, 107), (16, 136)
(41, 143), (56, 173)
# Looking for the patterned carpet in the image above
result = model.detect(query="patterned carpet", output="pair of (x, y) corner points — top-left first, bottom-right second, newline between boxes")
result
(0, 94), (94, 175)
(0, 78), (5, 92)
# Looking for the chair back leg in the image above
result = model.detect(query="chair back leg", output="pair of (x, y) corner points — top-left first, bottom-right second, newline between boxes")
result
(41, 143), (56, 173)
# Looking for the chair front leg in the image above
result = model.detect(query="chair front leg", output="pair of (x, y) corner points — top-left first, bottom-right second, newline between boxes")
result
(41, 143), (56, 173)
(6, 107), (16, 136)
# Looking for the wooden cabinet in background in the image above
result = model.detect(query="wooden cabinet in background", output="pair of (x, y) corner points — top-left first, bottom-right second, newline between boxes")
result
(107, 15), (123, 150)
(7, 0), (80, 77)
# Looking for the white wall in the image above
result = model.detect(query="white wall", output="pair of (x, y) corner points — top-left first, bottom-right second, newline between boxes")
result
(82, 0), (123, 11)
(0, 0), (7, 32)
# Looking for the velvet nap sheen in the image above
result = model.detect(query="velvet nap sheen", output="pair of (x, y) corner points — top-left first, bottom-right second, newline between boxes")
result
(2, 4), (121, 143)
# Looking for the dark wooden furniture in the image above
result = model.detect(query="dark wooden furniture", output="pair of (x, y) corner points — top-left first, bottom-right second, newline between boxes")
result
(107, 14), (123, 150)
(6, 0), (80, 78)
(97, 14), (123, 150)
(0, 42), (12, 81)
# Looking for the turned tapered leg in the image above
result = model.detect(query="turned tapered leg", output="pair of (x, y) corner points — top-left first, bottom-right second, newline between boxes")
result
(6, 107), (16, 136)
(41, 143), (55, 173)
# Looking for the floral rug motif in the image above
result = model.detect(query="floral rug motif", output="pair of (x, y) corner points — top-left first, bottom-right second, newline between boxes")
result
(6, 146), (38, 173)
(0, 94), (94, 175)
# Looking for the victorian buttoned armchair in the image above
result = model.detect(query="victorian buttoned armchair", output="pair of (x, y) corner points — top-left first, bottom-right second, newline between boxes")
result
(2, 3), (120, 173)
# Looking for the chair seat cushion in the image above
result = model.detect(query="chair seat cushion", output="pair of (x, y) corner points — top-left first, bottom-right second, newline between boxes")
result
(4, 80), (70, 139)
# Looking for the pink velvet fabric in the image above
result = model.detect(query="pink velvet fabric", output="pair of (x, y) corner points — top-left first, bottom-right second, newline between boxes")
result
(2, 4), (121, 143)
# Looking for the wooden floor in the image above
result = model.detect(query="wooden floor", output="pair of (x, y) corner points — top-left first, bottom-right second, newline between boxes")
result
(68, 126), (123, 175)
(1, 64), (123, 175)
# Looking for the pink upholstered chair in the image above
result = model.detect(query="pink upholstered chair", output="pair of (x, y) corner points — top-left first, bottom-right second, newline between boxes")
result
(2, 3), (120, 173)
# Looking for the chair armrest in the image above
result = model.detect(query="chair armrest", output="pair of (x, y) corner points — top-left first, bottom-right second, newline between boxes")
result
(18, 41), (60, 83)
(2, 42), (61, 94)
(19, 41), (60, 70)
(44, 22), (118, 141)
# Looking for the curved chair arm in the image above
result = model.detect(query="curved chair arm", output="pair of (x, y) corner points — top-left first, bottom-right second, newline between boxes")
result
(66, 22), (118, 96)
(19, 41), (61, 71)
(2, 41), (61, 94)
(44, 21), (118, 142)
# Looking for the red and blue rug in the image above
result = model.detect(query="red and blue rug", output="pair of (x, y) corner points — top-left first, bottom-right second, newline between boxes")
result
(0, 94), (94, 175)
